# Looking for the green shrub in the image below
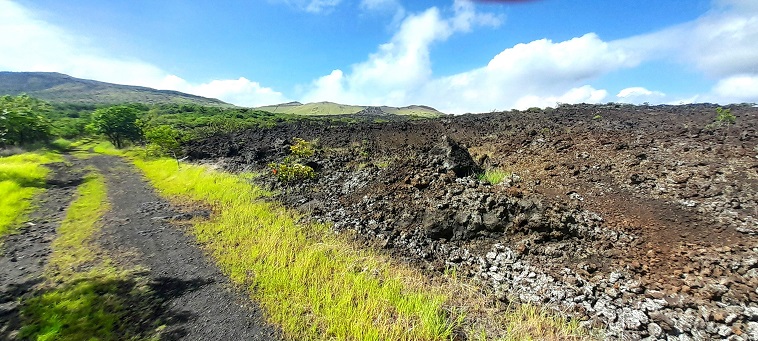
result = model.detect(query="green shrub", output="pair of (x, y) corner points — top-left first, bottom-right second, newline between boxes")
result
(89, 105), (143, 149)
(267, 138), (317, 182)
(144, 125), (183, 157)
(290, 137), (315, 158)
(268, 162), (315, 182)
(716, 107), (736, 125)
(706, 107), (737, 131)
(0, 95), (53, 147)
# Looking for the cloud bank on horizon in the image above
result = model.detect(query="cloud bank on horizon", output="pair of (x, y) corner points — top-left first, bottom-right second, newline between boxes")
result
(2, 0), (758, 113)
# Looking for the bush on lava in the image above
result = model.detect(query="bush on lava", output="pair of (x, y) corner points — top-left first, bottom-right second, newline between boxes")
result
(715, 107), (736, 125)
(478, 168), (511, 185)
(289, 137), (315, 158)
(268, 137), (316, 182)
(268, 160), (315, 182)
(706, 107), (736, 131)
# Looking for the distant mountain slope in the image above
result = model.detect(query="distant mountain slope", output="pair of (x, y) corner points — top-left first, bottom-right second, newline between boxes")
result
(257, 101), (444, 117)
(0, 71), (231, 106)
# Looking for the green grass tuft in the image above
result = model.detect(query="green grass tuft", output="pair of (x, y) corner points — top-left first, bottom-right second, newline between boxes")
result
(50, 138), (74, 151)
(478, 169), (511, 185)
(498, 305), (596, 341)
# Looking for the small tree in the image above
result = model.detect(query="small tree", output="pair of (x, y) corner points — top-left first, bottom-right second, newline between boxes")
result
(0, 95), (52, 146)
(715, 107), (736, 126)
(144, 125), (183, 157)
(90, 105), (142, 148)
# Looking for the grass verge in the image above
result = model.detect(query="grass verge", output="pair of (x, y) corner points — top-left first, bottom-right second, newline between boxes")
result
(0, 151), (62, 238)
(132, 157), (457, 340)
(19, 171), (162, 340)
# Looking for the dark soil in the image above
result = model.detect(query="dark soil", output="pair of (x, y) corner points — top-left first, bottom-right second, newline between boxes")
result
(185, 103), (758, 340)
(0, 161), (82, 339)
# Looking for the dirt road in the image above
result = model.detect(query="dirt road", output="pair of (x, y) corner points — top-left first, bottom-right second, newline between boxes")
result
(1, 155), (280, 340)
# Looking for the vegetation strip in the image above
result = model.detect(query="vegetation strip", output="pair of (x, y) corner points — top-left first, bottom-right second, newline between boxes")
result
(0, 151), (61, 238)
(44, 170), (110, 276)
(18, 170), (159, 340)
(132, 157), (456, 340)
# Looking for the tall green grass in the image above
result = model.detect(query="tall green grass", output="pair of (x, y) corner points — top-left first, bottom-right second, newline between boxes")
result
(0, 151), (61, 238)
(133, 157), (457, 340)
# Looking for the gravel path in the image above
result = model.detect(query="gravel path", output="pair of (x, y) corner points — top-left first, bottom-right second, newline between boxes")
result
(88, 155), (280, 340)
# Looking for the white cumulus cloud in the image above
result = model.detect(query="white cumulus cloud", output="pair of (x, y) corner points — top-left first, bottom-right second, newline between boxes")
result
(514, 86), (608, 110)
(418, 33), (635, 113)
(162, 76), (289, 107)
(616, 87), (666, 104)
(0, 1), (288, 107)
(303, 0), (758, 112)
(711, 74), (758, 102)
(303, 0), (504, 109)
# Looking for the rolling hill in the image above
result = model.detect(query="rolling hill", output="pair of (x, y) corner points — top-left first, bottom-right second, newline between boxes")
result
(256, 101), (445, 117)
(0, 72), (445, 116)
(0, 71), (231, 106)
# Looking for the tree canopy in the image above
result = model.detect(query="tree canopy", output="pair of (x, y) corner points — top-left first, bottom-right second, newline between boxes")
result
(0, 95), (53, 147)
(90, 105), (143, 148)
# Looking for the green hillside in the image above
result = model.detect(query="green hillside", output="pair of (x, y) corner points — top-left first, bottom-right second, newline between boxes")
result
(0, 72), (231, 106)
(257, 101), (444, 117)
(257, 102), (364, 115)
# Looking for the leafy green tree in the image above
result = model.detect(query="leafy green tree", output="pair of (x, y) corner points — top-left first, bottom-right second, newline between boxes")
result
(90, 105), (142, 148)
(144, 125), (183, 157)
(0, 95), (53, 146)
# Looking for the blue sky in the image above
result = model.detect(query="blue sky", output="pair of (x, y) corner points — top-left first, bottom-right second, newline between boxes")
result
(2, 0), (758, 113)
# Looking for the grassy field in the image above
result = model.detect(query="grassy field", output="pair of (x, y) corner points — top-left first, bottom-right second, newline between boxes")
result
(258, 101), (365, 115)
(381, 105), (444, 118)
(0, 151), (61, 238)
